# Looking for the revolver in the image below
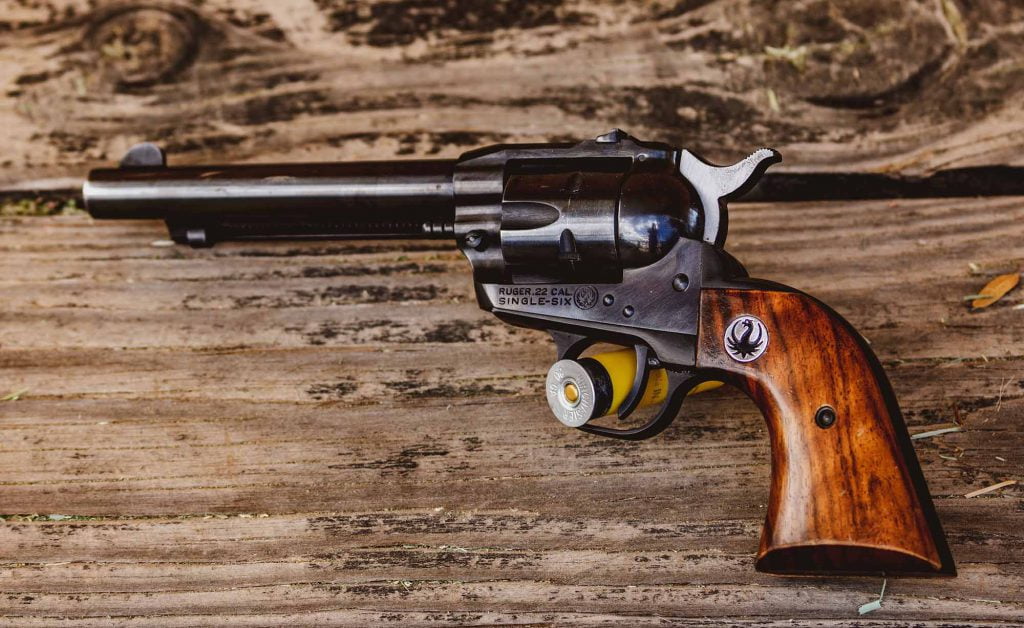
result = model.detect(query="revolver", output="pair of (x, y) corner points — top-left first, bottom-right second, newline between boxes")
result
(84, 130), (954, 576)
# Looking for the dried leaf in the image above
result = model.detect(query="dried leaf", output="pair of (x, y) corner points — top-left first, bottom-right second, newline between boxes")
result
(941, 0), (968, 48)
(1, 389), (26, 402)
(971, 272), (1020, 309)
(764, 45), (808, 70)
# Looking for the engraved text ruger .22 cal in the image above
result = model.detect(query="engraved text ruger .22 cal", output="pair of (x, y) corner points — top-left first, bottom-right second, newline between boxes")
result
(83, 130), (955, 576)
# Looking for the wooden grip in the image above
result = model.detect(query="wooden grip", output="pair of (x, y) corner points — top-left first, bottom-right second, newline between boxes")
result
(697, 287), (955, 576)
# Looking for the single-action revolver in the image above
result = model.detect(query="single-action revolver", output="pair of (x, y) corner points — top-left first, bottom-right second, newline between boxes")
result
(84, 130), (954, 576)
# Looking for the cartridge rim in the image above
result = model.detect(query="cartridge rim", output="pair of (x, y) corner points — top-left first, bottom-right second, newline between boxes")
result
(547, 360), (596, 427)
(546, 358), (615, 428)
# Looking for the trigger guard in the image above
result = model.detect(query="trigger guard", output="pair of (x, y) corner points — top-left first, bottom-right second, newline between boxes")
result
(617, 344), (651, 420)
(578, 369), (706, 441)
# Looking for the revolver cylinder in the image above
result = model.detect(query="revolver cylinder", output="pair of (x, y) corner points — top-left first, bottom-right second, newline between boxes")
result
(498, 166), (698, 282)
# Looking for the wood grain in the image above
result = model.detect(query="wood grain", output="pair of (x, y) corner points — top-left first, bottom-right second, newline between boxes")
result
(1, 194), (1022, 624)
(698, 287), (952, 576)
(1, 0), (1023, 624)
(2, 0), (1024, 191)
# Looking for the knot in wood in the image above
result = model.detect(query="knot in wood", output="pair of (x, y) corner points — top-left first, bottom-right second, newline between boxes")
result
(755, 0), (951, 109)
(86, 7), (199, 88)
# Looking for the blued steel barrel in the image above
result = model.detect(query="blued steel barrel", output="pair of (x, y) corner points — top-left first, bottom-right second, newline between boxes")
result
(84, 160), (457, 245)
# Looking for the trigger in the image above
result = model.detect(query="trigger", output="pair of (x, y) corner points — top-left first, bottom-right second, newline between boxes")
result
(617, 344), (651, 419)
(548, 330), (591, 360)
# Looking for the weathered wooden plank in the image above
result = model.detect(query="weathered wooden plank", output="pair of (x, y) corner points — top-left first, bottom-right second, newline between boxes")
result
(1, 192), (1023, 623)
(2, 0), (1024, 191)
(0, 508), (1018, 622)
(0, 402), (1016, 547)
(2, 196), (1024, 360)
(2, 1), (1024, 621)
(0, 581), (1021, 623)
(2, 617), (1013, 628)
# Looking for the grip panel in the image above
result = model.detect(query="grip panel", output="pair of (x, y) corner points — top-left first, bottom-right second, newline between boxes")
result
(697, 287), (954, 576)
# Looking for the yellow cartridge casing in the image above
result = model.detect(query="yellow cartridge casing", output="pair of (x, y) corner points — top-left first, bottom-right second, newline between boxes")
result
(545, 348), (722, 427)
(591, 348), (670, 414)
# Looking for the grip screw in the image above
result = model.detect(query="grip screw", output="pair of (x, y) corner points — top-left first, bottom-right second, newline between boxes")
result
(815, 405), (837, 429)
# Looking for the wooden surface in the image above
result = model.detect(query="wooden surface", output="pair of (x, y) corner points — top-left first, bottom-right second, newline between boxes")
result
(1, 198), (1022, 625)
(2, 0), (1024, 191)
(1, 0), (1023, 625)
(699, 287), (954, 576)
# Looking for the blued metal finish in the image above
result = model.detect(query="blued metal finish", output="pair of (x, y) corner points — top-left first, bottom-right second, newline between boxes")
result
(86, 160), (455, 218)
(616, 344), (651, 419)
(500, 170), (624, 282)
(477, 238), (743, 367)
(453, 130), (678, 283)
(617, 169), (697, 268)
(85, 159), (456, 244)
(82, 131), (773, 441)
